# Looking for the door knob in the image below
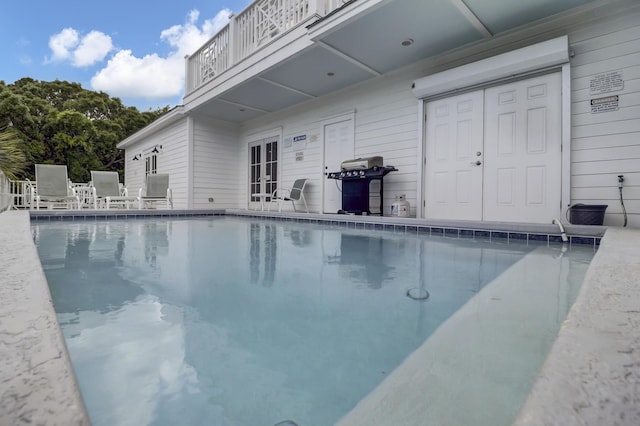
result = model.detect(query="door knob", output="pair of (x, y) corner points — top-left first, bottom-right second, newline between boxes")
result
(470, 161), (482, 166)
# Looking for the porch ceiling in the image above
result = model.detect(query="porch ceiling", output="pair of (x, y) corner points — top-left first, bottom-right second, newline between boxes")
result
(189, 0), (600, 123)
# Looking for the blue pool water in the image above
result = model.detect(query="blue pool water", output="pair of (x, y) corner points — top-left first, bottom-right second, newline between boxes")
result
(33, 217), (594, 426)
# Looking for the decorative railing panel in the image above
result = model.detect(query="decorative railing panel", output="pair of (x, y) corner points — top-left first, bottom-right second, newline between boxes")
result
(236, 0), (310, 60)
(187, 25), (230, 92)
(186, 0), (346, 93)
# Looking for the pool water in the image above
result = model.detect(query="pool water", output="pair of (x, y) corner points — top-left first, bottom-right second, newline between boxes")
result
(33, 217), (594, 426)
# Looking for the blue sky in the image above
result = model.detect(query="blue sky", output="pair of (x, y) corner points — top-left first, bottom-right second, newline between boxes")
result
(0, 1), (252, 110)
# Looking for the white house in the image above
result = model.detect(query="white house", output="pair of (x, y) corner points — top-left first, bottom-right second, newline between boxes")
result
(117, 0), (640, 227)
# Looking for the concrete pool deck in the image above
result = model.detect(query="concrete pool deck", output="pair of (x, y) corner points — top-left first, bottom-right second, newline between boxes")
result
(1, 210), (639, 425)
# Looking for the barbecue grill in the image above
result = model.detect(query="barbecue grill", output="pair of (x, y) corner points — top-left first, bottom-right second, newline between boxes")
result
(327, 157), (397, 215)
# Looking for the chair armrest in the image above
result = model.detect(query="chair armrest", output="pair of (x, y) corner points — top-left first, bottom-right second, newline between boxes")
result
(272, 188), (291, 199)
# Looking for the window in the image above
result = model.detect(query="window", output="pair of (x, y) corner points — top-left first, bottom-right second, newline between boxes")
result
(145, 153), (157, 175)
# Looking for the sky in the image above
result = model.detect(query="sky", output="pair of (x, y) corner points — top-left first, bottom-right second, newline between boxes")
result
(0, 1), (252, 111)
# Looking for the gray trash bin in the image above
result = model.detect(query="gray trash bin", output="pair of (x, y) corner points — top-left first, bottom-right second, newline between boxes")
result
(568, 204), (608, 225)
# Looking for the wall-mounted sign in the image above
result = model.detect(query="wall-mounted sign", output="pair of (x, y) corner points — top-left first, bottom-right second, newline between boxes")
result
(589, 70), (623, 95)
(292, 134), (307, 150)
(295, 151), (304, 161)
(590, 95), (619, 113)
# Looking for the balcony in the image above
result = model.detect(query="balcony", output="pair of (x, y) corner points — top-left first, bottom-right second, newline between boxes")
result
(186, 0), (347, 95)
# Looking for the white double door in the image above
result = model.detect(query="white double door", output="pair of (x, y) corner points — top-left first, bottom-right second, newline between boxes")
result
(424, 72), (562, 223)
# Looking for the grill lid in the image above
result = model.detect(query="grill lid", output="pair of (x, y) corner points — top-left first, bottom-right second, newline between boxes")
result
(340, 156), (383, 170)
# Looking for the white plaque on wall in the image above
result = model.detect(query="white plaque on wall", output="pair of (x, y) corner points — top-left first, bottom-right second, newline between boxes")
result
(589, 71), (623, 95)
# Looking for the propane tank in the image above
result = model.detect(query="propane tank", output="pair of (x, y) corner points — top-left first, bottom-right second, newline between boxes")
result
(390, 194), (410, 217)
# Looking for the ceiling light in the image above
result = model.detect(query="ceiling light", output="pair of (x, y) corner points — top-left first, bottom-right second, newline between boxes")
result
(401, 38), (414, 47)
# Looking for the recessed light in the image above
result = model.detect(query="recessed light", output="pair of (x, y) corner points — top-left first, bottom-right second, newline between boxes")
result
(401, 38), (414, 47)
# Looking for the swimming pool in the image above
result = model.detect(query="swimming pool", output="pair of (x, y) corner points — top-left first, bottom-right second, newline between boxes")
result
(33, 217), (595, 426)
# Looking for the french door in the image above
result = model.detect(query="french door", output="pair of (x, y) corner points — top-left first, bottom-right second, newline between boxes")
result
(249, 138), (278, 207)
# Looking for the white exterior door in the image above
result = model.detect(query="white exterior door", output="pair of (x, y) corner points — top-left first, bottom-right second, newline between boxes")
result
(483, 73), (562, 222)
(323, 118), (354, 213)
(425, 90), (484, 220)
(424, 72), (561, 223)
(248, 138), (278, 209)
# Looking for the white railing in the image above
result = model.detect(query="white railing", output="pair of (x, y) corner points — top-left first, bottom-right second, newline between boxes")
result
(187, 25), (230, 93)
(0, 176), (36, 211)
(186, 0), (347, 93)
(235, 0), (310, 60)
(6, 179), (34, 210)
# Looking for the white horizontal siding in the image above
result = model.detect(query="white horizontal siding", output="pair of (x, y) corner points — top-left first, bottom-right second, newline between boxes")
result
(241, 69), (420, 215)
(123, 119), (189, 208)
(569, 9), (640, 227)
(192, 119), (242, 209)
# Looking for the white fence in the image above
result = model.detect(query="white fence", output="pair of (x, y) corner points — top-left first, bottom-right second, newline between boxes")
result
(0, 175), (33, 211)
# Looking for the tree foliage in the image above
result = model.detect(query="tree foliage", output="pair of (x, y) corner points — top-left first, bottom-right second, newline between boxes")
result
(0, 78), (169, 182)
(0, 126), (28, 180)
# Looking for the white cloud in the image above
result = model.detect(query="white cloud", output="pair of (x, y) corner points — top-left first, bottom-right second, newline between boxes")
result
(48, 28), (79, 62)
(90, 50), (184, 98)
(73, 31), (114, 67)
(47, 28), (113, 66)
(91, 8), (232, 101)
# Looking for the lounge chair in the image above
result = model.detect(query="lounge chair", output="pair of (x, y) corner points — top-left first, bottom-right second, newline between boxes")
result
(139, 173), (173, 209)
(31, 164), (80, 210)
(90, 171), (139, 209)
(268, 178), (309, 212)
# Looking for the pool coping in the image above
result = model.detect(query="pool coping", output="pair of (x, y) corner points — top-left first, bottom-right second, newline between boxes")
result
(2, 209), (635, 425)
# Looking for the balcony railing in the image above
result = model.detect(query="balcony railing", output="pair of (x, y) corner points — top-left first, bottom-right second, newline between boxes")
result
(186, 0), (347, 93)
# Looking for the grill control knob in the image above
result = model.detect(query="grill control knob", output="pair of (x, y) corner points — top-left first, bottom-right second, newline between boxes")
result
(340, 172), (345, 177)
(359, 170), (365, 176)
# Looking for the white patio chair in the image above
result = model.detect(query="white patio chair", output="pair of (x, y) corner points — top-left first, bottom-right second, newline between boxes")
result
(31, 164), (80, 210)
(139, 173), (173, 209)
(90, 171), (139, 209)
(268, 178), (309, 212)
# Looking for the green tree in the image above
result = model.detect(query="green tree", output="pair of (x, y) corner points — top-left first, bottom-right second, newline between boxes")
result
(0, 127), (28, 180)
(0, 78), (169, 182)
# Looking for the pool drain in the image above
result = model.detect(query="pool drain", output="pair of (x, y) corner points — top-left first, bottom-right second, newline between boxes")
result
(274, 420), (299, 426)
(406, 288), (430, 300)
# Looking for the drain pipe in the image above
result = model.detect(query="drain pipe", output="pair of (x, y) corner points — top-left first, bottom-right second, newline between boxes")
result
(552, 218), (568, 243)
